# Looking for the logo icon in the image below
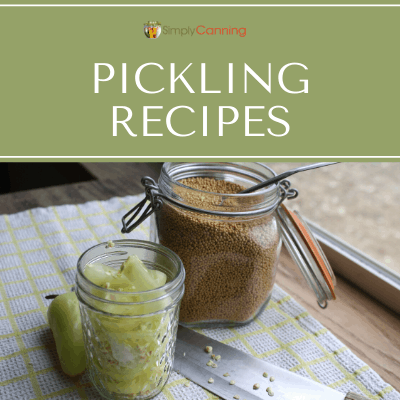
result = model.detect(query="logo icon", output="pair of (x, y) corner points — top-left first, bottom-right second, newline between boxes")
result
(144, 21), (162, 39)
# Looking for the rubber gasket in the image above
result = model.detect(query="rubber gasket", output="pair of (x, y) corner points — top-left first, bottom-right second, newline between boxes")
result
(280, 204), (336, 300)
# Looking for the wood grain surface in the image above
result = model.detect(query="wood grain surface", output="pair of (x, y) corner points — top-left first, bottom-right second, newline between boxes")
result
(0, 162), (398, 391)
(277, 248), (400, 391)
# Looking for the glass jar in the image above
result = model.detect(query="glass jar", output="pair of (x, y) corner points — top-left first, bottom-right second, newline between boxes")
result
(152, 162), (284, 327)
(121, 162), (336, 329)
(75, 240), (185, 400)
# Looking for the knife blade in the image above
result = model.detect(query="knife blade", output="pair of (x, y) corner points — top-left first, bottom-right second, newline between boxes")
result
(174, 325), (370, 400)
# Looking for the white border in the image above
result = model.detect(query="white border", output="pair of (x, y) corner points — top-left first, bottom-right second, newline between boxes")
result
(1, 4), (400, 6)
(0, 156), (399, 158)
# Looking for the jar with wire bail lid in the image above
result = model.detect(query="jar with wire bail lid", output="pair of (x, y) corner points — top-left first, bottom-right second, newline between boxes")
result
(121, 162), (336, 328)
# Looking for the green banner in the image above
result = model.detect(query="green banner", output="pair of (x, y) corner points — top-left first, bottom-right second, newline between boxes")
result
(0, 5), (399, 160)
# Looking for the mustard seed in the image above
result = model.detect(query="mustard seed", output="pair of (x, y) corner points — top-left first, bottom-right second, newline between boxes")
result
(158, 177), (280, 324)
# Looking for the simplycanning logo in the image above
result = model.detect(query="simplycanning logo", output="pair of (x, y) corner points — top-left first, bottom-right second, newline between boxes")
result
(144, 21), (162, 39)
(164, 25), (247, 37)
(143, 21), (247, 38)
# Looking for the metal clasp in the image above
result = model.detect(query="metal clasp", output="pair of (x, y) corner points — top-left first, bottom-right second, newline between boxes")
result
(277, 180), (299, 207)
(121, 177), (163, 234)
(121, 177), (299, 234)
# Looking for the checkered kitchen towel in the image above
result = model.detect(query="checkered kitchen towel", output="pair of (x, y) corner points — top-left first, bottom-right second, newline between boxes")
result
(0, 195), (398, 400)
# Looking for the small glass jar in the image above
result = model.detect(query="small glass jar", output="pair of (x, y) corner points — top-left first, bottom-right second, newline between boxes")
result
(151, 163), (284, 327)
(75, 240), (185, 400)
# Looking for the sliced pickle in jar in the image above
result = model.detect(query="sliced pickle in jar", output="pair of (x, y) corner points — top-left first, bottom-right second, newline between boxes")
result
(120, 255), (166, 291)
(84, 262), (131, 287)
(81, 255), (172, 396)
(83, 256), (169, 316)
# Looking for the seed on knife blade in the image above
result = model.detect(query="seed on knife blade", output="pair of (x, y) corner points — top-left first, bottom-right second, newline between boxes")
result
(263, 372), (268, 378)
(229, 380), (235, 385)
(270, 377), (275, 382)
(215, 355), (221, 361)
(211, 362), (218, 368)
(205, 346), (213, 353)
(223, 373), (230, 377)
(208, 378), (214, 384)
(233, 395), (240, 399)
(253, 383), (260, 390)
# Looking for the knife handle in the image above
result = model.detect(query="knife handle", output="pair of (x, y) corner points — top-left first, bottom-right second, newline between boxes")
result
(345, 392), (372, 400)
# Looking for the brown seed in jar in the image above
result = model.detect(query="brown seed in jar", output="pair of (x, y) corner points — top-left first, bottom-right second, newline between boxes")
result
(157, 177), (280, 323)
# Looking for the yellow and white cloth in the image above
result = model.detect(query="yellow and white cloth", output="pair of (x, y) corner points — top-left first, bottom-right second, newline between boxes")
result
(0, 195), (398, 400)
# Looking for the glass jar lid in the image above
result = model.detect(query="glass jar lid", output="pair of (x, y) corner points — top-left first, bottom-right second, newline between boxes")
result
(277, 204), (336, 308)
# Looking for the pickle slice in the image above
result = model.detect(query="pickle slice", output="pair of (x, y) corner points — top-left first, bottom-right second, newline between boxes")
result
(84, 258), (167, 293)
(83, 257), (169, 316)
(121, 255), (166, 291)
(148, 269), (167, 288)
(84, 262), (131, 287)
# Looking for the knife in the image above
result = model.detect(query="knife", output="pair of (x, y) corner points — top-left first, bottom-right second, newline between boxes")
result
(174, 326), (370, 400)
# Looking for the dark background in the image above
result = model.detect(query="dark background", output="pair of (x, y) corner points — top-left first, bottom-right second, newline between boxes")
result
(0, 163), (95, 194)
(0, 163), (163, 214)
(0, 163), (163, 195)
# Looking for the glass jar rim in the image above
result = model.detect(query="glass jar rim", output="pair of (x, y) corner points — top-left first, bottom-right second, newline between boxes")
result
(161, 162), (278, 197)
(158, 162), (282, 216)
(76, 239), (185, 305)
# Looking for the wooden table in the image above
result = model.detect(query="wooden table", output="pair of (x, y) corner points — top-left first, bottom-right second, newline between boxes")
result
(1, 162), (399, 392)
